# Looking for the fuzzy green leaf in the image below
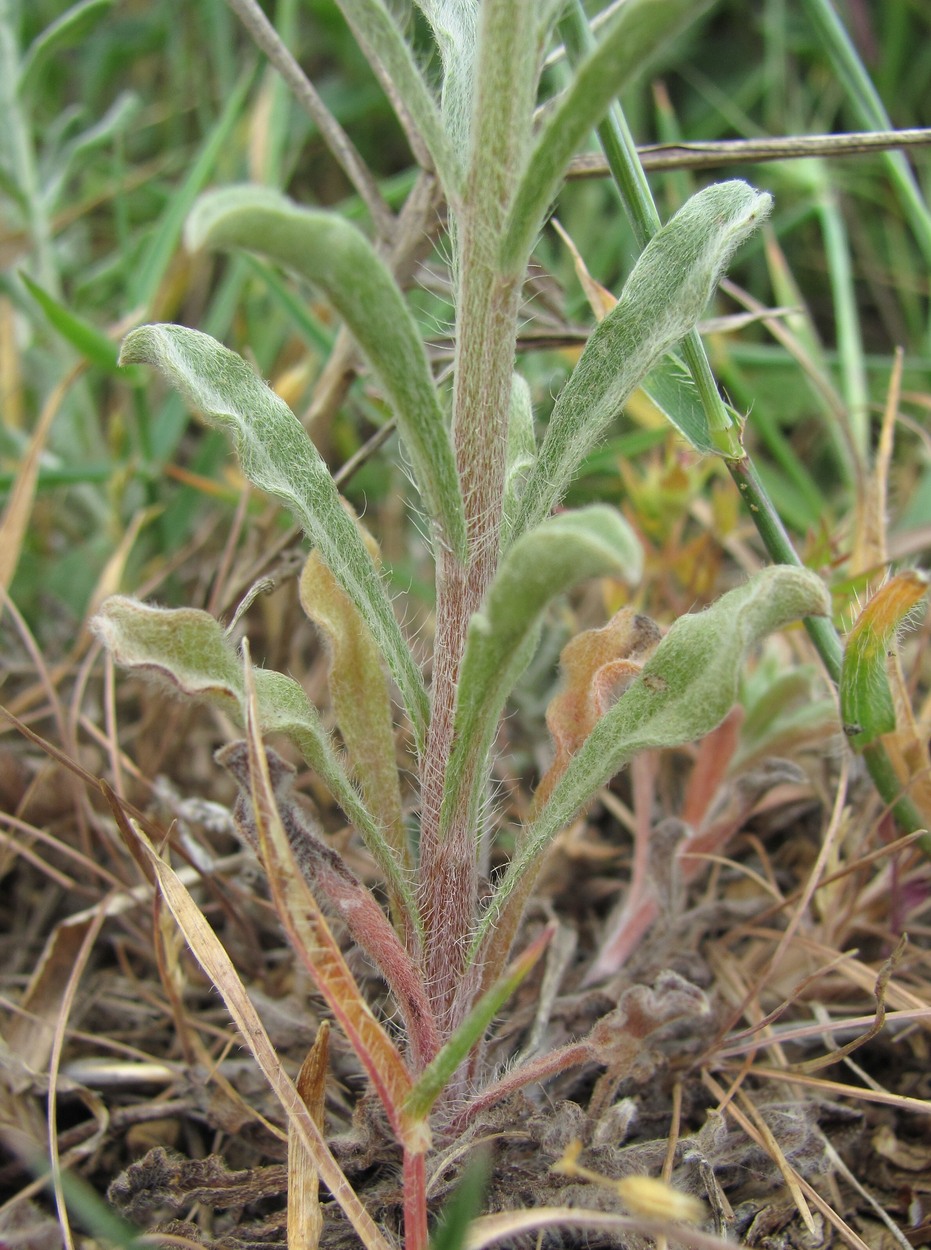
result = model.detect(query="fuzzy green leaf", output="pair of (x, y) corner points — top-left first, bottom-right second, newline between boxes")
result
(502, 372), (536, 539)
(500, 0), (714, 273)
(475, 566), (830, 951)
(186, 186), (466, 561)
(411, 0), (478, 155)
(330, 0), (463, 194)
(92, 597), (369, 835)
(93, 598), (419, 928)
(512, 182), (772, 539)
(404, 926), (551, 1122)
(118, 324), (429, 751)
(441, 506), (642, 838)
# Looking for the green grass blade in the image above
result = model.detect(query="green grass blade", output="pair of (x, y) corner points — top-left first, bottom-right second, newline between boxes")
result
(128, 67), (255, 312)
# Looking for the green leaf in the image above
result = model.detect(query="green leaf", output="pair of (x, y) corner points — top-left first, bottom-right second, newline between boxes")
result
(117, 326), (429, 751)
(512, 181), (772, 539)
(186, 185), (466, 560)
(442, 506), (642, 839)
(411, 0), (478, 155)
(502, 371), (535, 539)
(839, 571), (928, 748)
(20, 272), (123, 373)
(641, 352), (715, 455)
(475, 566), (830, 954)
(330, 0), (463, 194)
(18, 0), (113, 96)
(499, 0), (714, 273)
(404, 926), (551, 1122)
(129, 68), (255, 311)
(93, 597), (421, 931)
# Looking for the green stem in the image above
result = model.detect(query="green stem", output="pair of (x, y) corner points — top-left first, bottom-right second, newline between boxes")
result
(558, 0), (928, 843)
(800, 0), (931, 269)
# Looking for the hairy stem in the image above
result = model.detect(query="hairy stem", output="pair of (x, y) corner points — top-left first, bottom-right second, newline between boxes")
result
(418, 0), (538, 1027)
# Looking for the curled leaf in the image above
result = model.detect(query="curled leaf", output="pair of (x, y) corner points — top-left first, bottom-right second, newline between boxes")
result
(534, 608), (662, 811)
(840, 570), (929, 747)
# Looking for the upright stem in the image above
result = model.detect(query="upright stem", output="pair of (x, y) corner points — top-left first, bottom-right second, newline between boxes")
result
(403, 1149), (428, 1250)
(418, 0), (538, 1026)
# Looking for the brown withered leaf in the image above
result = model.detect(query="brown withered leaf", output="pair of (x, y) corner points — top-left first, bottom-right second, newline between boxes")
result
(534, 608), (662, 811)
(107, 1146), (287, 1220)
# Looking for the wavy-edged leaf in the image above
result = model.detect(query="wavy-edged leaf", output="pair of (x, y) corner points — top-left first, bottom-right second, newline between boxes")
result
(473, 566), (830, 960)
(499, 0), (714, 273)
(90, 597), (404, 893)
(330, 0), (463, 194)
(441, 506), (642, 838)
(512, 182), (772, 539)
(118, 324), (429, 751)
(186, 186), (466, 561)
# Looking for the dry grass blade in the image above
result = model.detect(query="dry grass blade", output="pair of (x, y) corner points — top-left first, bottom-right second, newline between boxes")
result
(464, 1207), (744, 1250)
(131, 822), (393, 1250)
(240, 643), (422, 1150)
(0, 369), (79, 593)
(702, 1072), (872, 1250)
(565, 128), (931, 176)
(289, 1021), (329, 1250)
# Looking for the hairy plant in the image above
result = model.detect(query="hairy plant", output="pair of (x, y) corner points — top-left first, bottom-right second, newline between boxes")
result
(87, 2), (861, 1246)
